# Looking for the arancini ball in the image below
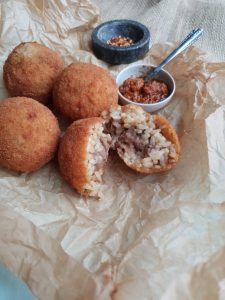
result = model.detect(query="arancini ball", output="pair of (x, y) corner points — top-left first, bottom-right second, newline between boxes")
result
(58, 117), (111, 197)
(3, 42), (64, 104)
(0, 97), (60, 172)
(53, 62), (118, 121)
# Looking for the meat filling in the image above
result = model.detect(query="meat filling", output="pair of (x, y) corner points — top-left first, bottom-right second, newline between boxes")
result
(118, 129), (146, 152)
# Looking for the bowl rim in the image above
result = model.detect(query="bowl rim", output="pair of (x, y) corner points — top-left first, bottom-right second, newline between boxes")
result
(91, 19), (150, 52)
(116, 63), (176, 107)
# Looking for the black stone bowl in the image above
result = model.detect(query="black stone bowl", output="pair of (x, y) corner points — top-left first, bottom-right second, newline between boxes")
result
(91, 19), (150, 65)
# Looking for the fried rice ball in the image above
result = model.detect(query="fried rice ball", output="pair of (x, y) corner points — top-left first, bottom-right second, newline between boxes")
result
(53, 62), (118, 121)
(0, 97), (60, 172)
(3, 42), (64, 104)
(102, 104), (180, 174)
(58, 118), (111, 197)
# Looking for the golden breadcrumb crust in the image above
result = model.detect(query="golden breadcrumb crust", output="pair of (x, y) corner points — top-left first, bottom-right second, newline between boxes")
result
(3, 42), (64, 104)
(53, 62), (118, 120)
(0, 97), (60, 172)
(58, 117), (103, 196)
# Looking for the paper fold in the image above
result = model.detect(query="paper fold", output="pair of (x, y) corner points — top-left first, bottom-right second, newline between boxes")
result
(1, 0), (225, 299)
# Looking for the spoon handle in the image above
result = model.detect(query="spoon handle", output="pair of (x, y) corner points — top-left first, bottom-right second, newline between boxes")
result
(146, 28), (203, 80)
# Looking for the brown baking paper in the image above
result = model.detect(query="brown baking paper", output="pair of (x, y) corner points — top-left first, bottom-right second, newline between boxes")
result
(0, 204), (113, 300)
(1, 0), (225, 299)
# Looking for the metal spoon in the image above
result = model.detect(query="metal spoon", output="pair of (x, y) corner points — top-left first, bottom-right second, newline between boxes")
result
(145, 28), (203, 81)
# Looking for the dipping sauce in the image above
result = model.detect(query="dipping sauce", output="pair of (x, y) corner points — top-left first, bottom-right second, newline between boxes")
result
(107, 36), (134, 47)
(119, 77), (169, 104)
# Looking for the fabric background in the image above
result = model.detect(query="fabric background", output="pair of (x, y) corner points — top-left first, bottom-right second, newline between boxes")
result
(92, 0), (225, 62)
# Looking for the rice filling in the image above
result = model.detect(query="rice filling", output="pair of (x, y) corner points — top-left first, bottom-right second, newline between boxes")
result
(84, 122), (111, 197)
(102, 106), (177, 169)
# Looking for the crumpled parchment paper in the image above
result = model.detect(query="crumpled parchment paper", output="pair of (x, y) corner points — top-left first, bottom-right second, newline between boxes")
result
(0, 204), (112, 300)
(1, 0), (225, 299)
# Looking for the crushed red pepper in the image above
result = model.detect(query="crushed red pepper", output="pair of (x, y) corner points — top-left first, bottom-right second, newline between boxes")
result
(107, 36), (134, 47)
(119, 76), (169, 104)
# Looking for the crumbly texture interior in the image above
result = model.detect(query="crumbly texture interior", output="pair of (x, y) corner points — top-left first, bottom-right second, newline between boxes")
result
(84, 123), (111, 197)
(102, 106), (177, 170)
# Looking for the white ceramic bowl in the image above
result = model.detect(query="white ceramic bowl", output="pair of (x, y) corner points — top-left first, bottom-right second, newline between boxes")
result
(116, 64), (176, 112)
